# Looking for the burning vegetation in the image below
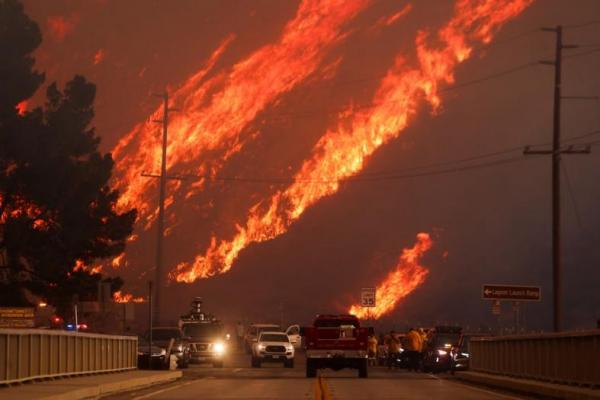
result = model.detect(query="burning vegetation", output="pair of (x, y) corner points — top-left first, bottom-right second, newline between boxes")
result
(349, 233), (433, 319)
(172, 0), (533, 283)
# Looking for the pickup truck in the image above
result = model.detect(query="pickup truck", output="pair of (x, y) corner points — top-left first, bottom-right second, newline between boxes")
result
(302, 314), (370, 378)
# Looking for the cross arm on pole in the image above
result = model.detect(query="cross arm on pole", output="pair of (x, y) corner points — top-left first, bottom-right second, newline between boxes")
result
(141, 172), (189, 181)
(523, 144), (592, 155)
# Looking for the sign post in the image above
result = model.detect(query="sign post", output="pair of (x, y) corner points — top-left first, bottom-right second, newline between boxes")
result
(482, 284), (541, 302)
(0, 307), (35, 328)
(483, 284), (540, 334)
(361, 288), (376, 322)
(361, 288), (376, 308)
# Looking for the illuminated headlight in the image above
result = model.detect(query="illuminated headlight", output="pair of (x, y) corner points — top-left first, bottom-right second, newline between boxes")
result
(399, 348), (404, 353)
(285, 344), (293, 352)
(437, 349), (448, 356)
(213, 342), (225, 354)
(257, 344), (266, 351)
(461, 352), (469, 358)
(175, 344), (183, 352)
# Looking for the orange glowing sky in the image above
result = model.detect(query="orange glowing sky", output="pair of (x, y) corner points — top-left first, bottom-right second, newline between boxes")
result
(20, 0), (600, 327)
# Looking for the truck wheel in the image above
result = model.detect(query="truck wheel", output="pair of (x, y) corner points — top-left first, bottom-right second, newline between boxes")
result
(358, 359), (368, 378)
(306, 359), (316, 378)
(285, 359), (294, 368)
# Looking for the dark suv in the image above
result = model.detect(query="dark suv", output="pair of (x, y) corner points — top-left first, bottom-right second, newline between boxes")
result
(182, 321), (227, 367)
(422, 326), (461, 373)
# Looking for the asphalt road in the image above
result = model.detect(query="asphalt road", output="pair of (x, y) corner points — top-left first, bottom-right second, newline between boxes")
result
(104, 349), (533, 400)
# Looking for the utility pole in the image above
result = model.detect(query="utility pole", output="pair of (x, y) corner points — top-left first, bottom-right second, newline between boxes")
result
(524, 25), (590, 332)
(142, 91), (180, 326)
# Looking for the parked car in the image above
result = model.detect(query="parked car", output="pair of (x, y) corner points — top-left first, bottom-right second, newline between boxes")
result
(451, 333), (489, 372)
(422, 326), (461, 373)
(137, 339), (167, 369)
(244, 323), (280, 353)
(251, 331), (295, 368)
(142, 326), (190, 368)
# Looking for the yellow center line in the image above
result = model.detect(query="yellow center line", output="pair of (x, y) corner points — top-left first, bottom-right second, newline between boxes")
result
(314, 373), (333, 400)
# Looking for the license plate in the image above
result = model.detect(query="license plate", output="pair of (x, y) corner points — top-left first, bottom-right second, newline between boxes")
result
(272, 355), (280, 359)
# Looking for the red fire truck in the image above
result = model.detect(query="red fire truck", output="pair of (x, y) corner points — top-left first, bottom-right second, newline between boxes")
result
(302, 314), (371, 378)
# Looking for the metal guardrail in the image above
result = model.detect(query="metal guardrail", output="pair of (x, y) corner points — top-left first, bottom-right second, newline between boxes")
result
(470, 329), (600, 387)
(0, 328), (137, 385)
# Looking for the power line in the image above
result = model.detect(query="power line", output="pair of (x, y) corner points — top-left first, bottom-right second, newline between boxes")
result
(268, 59), (542, 121)
(564, 46), (600, 60)
(564, 20), (600, 30)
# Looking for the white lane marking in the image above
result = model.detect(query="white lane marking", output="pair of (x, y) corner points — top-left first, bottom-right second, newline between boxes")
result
(132, 380), (195, 400)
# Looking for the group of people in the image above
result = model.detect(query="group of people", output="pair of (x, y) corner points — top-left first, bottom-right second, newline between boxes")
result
(367, 327), (429, 371)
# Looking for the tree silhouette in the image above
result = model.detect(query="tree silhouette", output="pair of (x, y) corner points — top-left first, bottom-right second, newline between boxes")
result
(0, 0), (136, 312)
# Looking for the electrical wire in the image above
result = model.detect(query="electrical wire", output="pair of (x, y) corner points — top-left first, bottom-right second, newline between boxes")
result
(564, 20), (600, 30)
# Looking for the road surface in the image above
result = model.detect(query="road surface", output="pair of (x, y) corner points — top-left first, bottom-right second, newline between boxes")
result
(104, 350), (533, 400)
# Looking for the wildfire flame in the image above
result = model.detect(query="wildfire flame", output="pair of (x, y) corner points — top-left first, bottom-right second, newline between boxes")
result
(73, 259), (103, 274)
(349, 233), (433, 319)
(112, 0), (371, 229)
(113, 291), (145, 303)
(16, 100), (28, 116)
(174, 0), (533, 283)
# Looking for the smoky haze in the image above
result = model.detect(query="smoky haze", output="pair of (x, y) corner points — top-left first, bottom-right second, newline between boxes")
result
(22, 0), (600, 330)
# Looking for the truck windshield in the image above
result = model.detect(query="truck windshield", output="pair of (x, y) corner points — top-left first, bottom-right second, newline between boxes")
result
(183, 323), (223, 338)
(260, 334), (289, 342)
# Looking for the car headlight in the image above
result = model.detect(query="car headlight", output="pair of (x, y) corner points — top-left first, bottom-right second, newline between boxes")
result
(437, 349), (448, 356)
(257, 344), (266, 351)
(461, 352), (469, 358)
(285, 345), (293, 352)
(213, 342), (225, 354)
(160, 348), (167, 356)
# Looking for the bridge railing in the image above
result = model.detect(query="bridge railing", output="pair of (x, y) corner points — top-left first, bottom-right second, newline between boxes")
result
(470, 329), (600, 387)
(0, 328), (137, 385)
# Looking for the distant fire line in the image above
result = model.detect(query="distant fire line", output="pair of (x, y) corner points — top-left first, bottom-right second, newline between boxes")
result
(173, 0), (534, 283)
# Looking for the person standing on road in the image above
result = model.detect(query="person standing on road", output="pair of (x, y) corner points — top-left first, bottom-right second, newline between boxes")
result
(368, 334), (378, 366)
(404, 328), (422, 371)
(417, 328), (427, 370)
(385, 330), (400, 369)
(236, 321), (245, 348)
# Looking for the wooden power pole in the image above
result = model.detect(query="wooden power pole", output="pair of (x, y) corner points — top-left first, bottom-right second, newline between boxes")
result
(524, 25), (590, 332)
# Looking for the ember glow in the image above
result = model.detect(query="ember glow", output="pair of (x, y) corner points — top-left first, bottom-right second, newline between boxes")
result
(16, 100), (28, 116)
(46, 15), (77, 42)
(73, 259), (103, 274)
(349, 233), (433, 319)
(113, 291), (145, 303)
(174, 0), (533, 283)
(112, 0), (371, 228)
